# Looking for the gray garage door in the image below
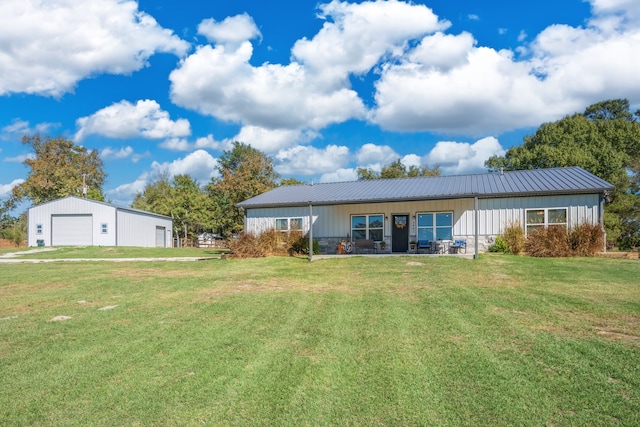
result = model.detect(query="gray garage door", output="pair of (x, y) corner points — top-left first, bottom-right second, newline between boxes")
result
(52, 214), (93, 246)
(155, 226), (166, 247)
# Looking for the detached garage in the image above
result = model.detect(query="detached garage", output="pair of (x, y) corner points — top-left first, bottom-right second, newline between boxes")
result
(28, 196), (173, 248)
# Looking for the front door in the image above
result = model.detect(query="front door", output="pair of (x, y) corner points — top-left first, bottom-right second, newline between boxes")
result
(391, 214), (409, 252)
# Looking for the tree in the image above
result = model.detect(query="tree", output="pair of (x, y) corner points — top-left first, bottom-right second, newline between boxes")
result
(357, 159), (441, 180)
(1, 213), (27, 247)
(206, 142), (279, 237)
(485, 99), (640, 248)
(132, 173), (215, 244)
(280, 177), (306, 186)
(4, 134), (106, 211)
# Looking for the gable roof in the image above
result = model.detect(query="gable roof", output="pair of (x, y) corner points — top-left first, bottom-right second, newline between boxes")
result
(237, 167), (614, 209)
(29, 195), (172, 220)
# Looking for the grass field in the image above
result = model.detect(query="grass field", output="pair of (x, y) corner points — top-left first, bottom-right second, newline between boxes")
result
(1, 251), (638, 426)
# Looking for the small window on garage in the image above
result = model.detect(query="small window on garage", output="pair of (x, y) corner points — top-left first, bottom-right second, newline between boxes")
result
(36, 224), (43, 235)
(101, 223), (108, 234)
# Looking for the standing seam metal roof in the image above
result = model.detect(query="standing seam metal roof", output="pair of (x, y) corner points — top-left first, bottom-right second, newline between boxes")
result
(237, 167), (614, 208)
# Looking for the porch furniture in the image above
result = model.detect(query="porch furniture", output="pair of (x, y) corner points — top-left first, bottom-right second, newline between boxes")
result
(432, 240), (450, 254)
(354, 239), (377, 254)
(449, 239), (466, 254)
(417, 240), (431, 254)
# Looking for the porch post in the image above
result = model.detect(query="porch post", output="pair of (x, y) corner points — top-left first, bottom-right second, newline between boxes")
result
(308, 202), (313, 262)
(474, 196), (479, 259)
(600, 194), (606, 253)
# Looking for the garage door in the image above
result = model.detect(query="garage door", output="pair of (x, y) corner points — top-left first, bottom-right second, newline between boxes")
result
(155, 226), (166, 247)
(52, 214), (93, 246)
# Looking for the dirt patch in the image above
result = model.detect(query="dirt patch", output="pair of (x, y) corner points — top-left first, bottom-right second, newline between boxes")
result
(597, 251), (639, 259)
(98, 305), (118, 311)
(533, 312), (640, 346)
(51, 315), (72, 321)
(197, 277), (360, 297)
(0, 282), (70, 297)
(596, 330), (640, 344)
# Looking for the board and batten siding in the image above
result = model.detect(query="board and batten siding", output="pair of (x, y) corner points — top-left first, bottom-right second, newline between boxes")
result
(475, 193), (601, 236)
(116, 210), (173, 247)
(244, 193), (601, 242)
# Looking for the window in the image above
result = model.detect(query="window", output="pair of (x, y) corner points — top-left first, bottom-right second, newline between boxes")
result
(275, 217), (303, 231)
(101, 223), (108, 234)
(526, 208), (567, 234)
(36, 224), (43, 235)
(417, 212), (453, 241)
(351, 214), (383, 241)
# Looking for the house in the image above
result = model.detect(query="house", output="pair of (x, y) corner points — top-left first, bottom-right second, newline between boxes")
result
(28, 196), (173, 248)
(236, 167), (614, 256)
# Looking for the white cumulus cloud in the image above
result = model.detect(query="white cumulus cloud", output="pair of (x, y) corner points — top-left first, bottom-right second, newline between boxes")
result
(75, 100), (191, 141)
(0, 0), (189, 97)
(0, 179), (24, 198)
(198, 14), (261, 48)
(425, 136), (505, 175)
(275, 144), (350, 175)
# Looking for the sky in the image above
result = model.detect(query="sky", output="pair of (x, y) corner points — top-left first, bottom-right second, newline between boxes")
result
(2, 0), (640, 209)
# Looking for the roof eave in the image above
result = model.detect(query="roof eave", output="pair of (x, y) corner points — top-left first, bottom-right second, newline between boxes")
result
(238, 187), (613, 209)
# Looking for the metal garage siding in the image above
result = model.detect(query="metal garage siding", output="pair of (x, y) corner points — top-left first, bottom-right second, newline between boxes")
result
(155, 227), (166, 247)
(52, 214), (93, 246)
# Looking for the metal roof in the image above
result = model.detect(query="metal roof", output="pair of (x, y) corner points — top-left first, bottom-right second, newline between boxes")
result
(30, 195), (172, 220)
(237, 167), (614, 209)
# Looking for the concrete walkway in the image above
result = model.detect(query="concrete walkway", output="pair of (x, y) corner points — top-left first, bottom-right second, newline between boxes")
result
(0, 248), (217, 263)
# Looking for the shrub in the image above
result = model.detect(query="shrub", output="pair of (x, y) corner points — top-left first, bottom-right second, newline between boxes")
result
(289, 235), (320, 255)
(488, 236), (509, 253)
(502, 221), (525, 254)
(228, 229), (318, 258)
(569, 223), (604, 256)
(525, 226), (572, 257)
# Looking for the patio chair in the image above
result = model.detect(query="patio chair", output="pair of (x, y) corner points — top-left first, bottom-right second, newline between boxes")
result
(417, 240), (431, 254)
(449, 239), (466, 254)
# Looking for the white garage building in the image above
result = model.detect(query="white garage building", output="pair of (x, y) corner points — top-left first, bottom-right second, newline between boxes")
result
(28, 196), (173, 248)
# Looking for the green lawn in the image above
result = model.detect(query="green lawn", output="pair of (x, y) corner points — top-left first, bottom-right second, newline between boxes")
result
(1, 254), (638, 426)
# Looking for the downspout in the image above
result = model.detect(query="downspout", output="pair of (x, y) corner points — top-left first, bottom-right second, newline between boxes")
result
(308, 202), (313, 262)
(474, 196), (479, 260)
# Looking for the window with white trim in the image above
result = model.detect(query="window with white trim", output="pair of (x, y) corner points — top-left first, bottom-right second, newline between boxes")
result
(101, 223), (108, 234)
(526, 208), (567, 234)
(351, 214), (383, 241)
(417, 212), (453, 241)
(275, 217), (303, 231)
(36, 224), (43, 235)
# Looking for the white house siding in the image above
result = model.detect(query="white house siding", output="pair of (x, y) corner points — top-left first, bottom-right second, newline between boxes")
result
(476, 194), (600, 236)
(28, 197), (116, 247)
(244, 193), (602, 254)
(116, 210), (173, 247)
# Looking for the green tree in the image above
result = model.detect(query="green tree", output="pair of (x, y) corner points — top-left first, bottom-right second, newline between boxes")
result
(132, 173), (215, 244)
(2, 213), (27, 247)
(358, 159), (440, 180)
(4, 134), (106, 211)
(485, 99), (640, 248)
(131, 172), (175, 216)
(206, 142), (279, 237)
(280, 177), (306, 186)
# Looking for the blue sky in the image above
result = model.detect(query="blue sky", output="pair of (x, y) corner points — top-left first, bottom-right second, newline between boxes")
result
(2, 0), (640, 209)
